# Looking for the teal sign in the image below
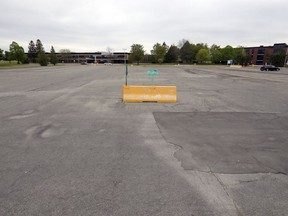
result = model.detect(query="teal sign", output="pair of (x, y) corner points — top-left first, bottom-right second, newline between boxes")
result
(147, 69), (158, 76)
(147, 69), (158, 85)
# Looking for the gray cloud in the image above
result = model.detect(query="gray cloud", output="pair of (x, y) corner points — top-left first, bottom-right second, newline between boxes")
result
(0, 0), (287, 52)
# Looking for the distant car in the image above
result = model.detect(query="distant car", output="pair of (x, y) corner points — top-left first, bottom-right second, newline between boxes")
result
(260, 65), (280, 71)
(104, 62), (112, 65)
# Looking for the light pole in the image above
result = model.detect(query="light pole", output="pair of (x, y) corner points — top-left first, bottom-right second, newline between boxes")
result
(93, 54), (97, 64)
(284, 48), (288, 67)
(123, 48), (128, 85)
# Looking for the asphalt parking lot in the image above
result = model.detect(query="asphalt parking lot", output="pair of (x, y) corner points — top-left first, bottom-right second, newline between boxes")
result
(0, 64), (288, 215)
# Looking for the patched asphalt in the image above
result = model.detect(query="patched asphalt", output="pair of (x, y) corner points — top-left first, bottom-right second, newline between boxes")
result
(154, 112), (288, 174)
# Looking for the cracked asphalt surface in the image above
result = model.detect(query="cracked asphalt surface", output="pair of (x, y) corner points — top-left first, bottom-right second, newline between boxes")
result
(0, 64), (288, 215)
(154, 112), (288, 174)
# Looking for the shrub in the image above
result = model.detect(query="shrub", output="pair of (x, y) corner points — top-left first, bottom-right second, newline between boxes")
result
(37, 51), (49, 66)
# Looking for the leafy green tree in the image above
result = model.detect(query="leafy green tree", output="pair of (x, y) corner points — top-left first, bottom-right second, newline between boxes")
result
(49, 46), (58, 65)
(162, 42), (169, 52)
(28, 40), (37, 63)
(37, 50), (49, 66)
(210, 44), (222, 64)
(0, 49), (4, 60)
(4, 51), (11, 62)
(210, 44), (221, 51)
(268, 50), (286, 67)
(234, 47), (251, 65)
(234, 47), (244, 64)
(22, 56), (29, 64)
(211, 49), (222, 64)
(195, 43), (208, 55)
(9, 41), (26, 64)
(151, 42), (168, 64)
(196, 48), (210, 63)
(129, 44), (145, 65)
(221, 45), (235, 63)
(164, 45), (179, 63)
(179, 41), (194, 63)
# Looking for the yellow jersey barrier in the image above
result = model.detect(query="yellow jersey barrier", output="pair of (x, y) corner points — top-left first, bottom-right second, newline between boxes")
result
(122, 85), (177, 103)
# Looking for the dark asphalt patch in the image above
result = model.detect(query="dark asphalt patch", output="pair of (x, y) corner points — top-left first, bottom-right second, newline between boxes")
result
(153, 112), (288, 174)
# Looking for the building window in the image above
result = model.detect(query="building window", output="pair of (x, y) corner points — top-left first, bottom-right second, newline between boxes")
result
(258, 48), (265, 55)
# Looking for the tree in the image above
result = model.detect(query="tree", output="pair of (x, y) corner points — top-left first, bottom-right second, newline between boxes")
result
(177, 39), (188, 49)
(179, 41), (194, 63)
(162, 42), (169, 52)
(49, 46), (58, 65)
(9, 41), (26, 64)
(196, 48), (210, 63)
(142, 54), (153, 63)
(164, 45), (179, 63)
(106, 47), (114, 56)
(221, 45), (235, 63)
(268, 50), (286, 67)
(28, 40), (37, 63)
(210, 44), (222, 64)
(151, 43), (168, 64)
(22, 56), (29, 64)
(234, 47), (250, 65)
(37, 50), (49, 66)
(4, 51), (11, 62)
(59, 49), (71, 63)
(195, 43), (209, 55)
(129, 44), (145, 65)
(36, 39), (44, 56)
(210, 44), (221, 51)
(0, 49), (4, 60)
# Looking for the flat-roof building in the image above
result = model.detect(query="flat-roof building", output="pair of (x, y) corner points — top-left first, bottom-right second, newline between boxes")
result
(57, 52), (129, 64)
(244, 43), (288, 65)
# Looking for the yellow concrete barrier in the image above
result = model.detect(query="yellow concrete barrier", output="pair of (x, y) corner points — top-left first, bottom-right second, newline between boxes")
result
(229, 65), (242, 68)
(122, 85), (177, 103)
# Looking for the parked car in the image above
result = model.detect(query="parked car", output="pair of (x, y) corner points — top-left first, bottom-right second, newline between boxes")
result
(260, 65), (280, 71)
(104, 62), (112, 65)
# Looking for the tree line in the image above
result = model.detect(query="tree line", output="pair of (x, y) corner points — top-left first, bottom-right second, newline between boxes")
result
(129, 40), (286, 67)
(1, 39), (286, 67)
(128, 41), (252, 65)
(0, 39), (57, 66)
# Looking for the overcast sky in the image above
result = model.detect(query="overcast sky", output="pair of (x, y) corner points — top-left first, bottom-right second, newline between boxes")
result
(0, 0), (287, 53)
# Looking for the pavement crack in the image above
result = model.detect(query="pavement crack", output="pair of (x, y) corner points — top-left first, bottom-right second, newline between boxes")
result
(274, 171), (288, 176)
(208, 166), (244, 216)
(153, 117), (183, 153)
(239, 179), (259, 184)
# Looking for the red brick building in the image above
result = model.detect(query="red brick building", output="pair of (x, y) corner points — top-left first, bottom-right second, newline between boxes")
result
(244, 43), (288, 65)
